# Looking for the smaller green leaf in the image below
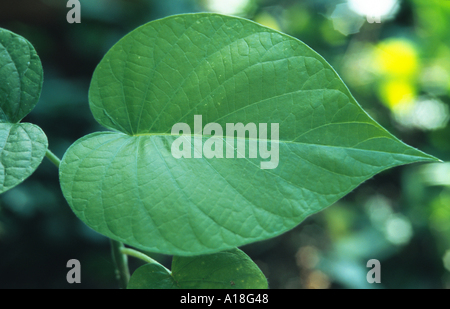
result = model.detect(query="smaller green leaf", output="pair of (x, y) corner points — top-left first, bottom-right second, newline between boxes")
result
(0, 123), (48, 193)
(0, 28), (43, 123)
(127, 263), (177, 289)
(0, 28), (47, 194)
(127, 248), (268, 289)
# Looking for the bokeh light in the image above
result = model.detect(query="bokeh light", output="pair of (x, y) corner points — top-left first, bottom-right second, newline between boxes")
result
(374, 39), (419, 78)
(254, 11), (281, 31)
(348, 0), (400, 20)
(330, 3), (365, 36)
(204, 0), (251, 15)
(384, 214), (413, 245)
(393, 97), (450, 131)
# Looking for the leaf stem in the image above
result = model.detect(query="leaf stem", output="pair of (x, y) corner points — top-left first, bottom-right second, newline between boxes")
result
(121, 247), (171, 274)
(110, 239), (130, 289)
(45, 149), (61, 168)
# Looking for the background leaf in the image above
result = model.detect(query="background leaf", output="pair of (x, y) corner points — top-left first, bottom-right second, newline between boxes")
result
(60, 13), (439, 256)
(0, 28), (47, 194)
(0, 28), (43, 123)
(127, 263), (175, 289)
(127, 248), (268, 289)
(0, 123), (47, 193)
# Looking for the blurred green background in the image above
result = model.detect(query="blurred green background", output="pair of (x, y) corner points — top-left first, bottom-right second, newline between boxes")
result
(0, 0), (449, 289)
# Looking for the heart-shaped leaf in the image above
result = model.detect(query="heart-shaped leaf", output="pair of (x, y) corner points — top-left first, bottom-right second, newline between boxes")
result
(60, 13), (439, 256)
(127, 248), (268, 289)
(0, 28), (47, 194)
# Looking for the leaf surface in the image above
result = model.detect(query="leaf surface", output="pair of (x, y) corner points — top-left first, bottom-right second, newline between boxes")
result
(127, 248), (268, 289)
(0, 28), (47, 194)
(60, 13), (438, 255)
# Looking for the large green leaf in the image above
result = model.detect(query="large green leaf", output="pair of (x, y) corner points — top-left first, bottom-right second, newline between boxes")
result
(127, 248), (267, 289)
(0, 28), (47, 194)
(60, 13), (438, 256)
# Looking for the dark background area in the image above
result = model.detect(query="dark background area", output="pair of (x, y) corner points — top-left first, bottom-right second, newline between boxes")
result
(0, 0), (449, 288)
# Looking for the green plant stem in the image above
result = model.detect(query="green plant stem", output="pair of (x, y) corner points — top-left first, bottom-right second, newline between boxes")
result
(45, 149), (61, 168)
(110, 239), (130, 289)
(121, 247), (171, 274)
